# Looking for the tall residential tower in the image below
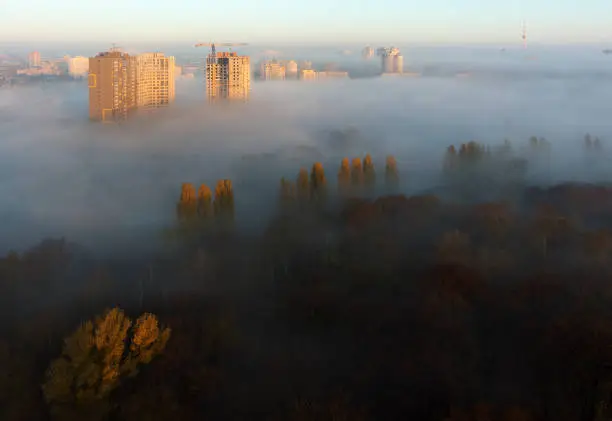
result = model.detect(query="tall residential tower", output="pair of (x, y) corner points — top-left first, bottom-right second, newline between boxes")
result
(206, 51), (250, 102)
(88, 50), (176, 122)
(88, 51), (136, 122)
(135, 52), (176, 109)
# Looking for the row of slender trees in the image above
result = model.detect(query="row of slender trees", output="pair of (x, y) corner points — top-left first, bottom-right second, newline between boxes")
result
(279, 154), (400, 204)
(175, 154), (400, 222)
(176, 180), (235, 222)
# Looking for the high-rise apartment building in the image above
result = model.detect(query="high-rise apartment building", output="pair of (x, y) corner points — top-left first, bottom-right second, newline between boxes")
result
(261, 60), (286, 80)
(88, 50), (176, 122)
(88, 51), (136, 122)
(28, 51), (41, 68)
(135, 53), (175, 109)
(206, 51), (250, 102)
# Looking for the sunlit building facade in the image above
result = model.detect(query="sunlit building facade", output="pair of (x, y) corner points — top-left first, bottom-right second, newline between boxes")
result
(88, 50), (176, 122)
(28, 51), (41, 68)
(298, 68), (317, 81)
(206, 51), (250, 102)
(261, 60), (286, 80)
(135, 52), (176, 109)
(88, 51), (136, 122)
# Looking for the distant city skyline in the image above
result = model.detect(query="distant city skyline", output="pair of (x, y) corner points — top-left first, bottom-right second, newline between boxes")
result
(2, 0), (612, 45)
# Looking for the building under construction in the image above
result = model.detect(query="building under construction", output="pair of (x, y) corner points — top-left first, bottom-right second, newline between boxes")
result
(205, 51), (250, 102)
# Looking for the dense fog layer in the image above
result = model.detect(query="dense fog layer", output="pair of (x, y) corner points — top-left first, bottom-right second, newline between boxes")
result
(1, 46), (612, 254)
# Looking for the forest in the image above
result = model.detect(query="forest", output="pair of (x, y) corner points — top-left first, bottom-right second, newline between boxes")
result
(2, 135), (612, 421)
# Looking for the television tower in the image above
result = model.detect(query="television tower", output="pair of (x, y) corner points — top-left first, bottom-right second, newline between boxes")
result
(522, 21), (527, 49)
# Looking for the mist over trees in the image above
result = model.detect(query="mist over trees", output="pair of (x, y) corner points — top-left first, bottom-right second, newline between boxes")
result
(3, 134), (612, 420)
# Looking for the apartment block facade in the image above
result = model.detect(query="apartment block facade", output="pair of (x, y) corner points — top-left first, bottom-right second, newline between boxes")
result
(88, 50), (176, 122)
(88, 51), (136, 122)
(135, 53), (175, 109)
(206, 52), (250, 102)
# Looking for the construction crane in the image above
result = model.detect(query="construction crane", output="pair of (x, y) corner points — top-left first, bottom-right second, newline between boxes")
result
(194, 42), (248, 56)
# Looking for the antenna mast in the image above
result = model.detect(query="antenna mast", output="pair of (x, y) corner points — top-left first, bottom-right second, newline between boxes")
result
(522, 21), (527, 49)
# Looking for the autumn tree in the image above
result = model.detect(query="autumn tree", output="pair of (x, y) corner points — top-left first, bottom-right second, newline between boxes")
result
(296, 168), (310, 202)
(337, 157), (351, 196)
(213, 179), (235, 222)
(351, 157), (364, 186)
(41, 308), (170, 420)
(197, 184), (213, 218)
(385, 155), (399, 187)
(177, 183), (197, 220)
(530, 205), (573, 258)
(363, 153), (376, 188)
(310, 162), (327, 203)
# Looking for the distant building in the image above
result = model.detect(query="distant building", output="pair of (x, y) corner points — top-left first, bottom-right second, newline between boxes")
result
(0, 62), (20, 83)
(206, 51), (250, 102)
(286, 60), (298, 78)
(362, 46), (374, 59)
(261, 59), (286, 80)
(28, 51), (41, 68)
(88, 50), (137, 122)
(88, 50), (176, 121)
(299, 68), (317, 81)
(317, 71), (349, 79)
(379, 47), (403, 74)
(17, 59), (62, 76)
(68, 56), (89, 78)
(174, 65), (182, 78)
(135, 52), (176, 109)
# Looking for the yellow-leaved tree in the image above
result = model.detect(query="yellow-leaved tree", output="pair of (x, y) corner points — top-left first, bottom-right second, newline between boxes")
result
(309, 162), (327, 203)
(362, 153), (376, 189)
(197, 184), (213, 219)
(351, 157), (364, 186)
(296, 168), (310, 203)
(41, 308), (170, 420)
(385, 155), (399, 187)
(176, 183), (197, 221)
(337, 157), (351, 196)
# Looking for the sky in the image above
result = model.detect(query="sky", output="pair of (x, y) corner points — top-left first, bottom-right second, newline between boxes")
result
(1, 0), (611, 45)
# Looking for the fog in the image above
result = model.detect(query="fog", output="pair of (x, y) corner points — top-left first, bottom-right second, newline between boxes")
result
(2, 45), (612, 255)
